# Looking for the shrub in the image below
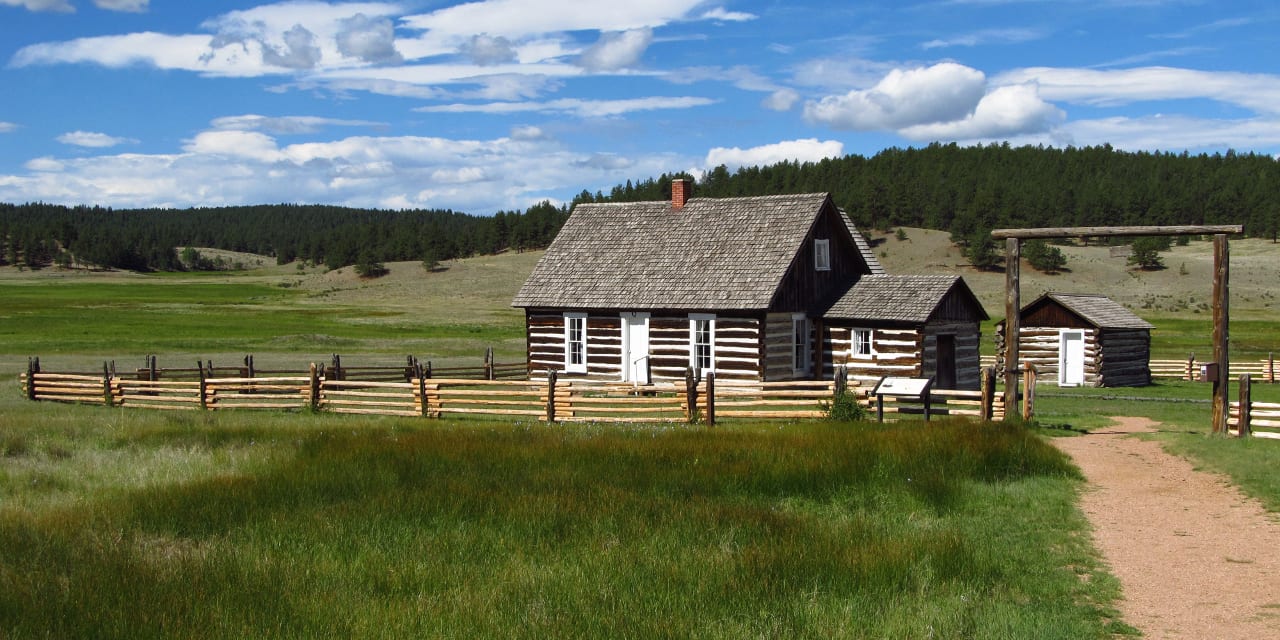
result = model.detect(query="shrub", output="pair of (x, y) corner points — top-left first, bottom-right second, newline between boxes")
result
(824, 391), (867, 421)
(1024, 239), (1067, 273)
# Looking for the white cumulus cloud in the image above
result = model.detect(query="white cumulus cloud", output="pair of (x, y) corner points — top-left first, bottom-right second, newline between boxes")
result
(335, 13), (402, 64)
(705, 139), (844, 170)
(803, 62), (987, 130)
(899, 83), (1064, 140)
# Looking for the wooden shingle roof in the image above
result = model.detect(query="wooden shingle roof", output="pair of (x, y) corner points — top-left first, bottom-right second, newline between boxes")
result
(513, 193), (859, 310)
(1032, 293), (1153, 330)
(823, 275), (987, 324)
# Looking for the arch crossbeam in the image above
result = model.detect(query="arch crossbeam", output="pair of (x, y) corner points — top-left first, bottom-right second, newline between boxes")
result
(992, 224), (1242, 432)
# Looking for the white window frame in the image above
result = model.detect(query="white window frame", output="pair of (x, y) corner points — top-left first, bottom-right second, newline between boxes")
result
(564, 312), (587, 373)
(851, 328), (875, 359)
(689, 314), (716, 376)
(814, 238), (831, 271)
(792, 313), (811, 375)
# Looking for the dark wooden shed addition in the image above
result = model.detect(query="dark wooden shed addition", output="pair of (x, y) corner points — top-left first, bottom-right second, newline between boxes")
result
(997, 292), (1153, 387)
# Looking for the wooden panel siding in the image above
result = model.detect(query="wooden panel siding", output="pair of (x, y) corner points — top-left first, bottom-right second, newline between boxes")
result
(770, 204), (868, 312)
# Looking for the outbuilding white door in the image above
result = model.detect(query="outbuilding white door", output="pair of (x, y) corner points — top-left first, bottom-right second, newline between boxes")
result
(621, 313), (650, 384)
(1059, 330), (1085, 386)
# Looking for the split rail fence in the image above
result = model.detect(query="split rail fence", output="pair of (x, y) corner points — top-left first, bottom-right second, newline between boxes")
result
(1227, 374), (1280, 440)
(980, 354), (1278, 382)
(20, 359), (1010, 424)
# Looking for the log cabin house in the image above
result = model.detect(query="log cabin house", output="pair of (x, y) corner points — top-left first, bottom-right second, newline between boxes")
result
(995, 292), (1153, 387)
(511, 180), (986, 386)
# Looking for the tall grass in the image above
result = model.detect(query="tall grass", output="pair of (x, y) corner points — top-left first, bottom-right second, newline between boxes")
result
(0, 404), (1124, 639)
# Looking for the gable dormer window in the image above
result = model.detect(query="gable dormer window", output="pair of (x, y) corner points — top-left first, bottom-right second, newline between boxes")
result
(814, 239), (830, 271)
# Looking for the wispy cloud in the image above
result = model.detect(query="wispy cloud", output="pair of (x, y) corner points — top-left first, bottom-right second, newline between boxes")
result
(995, 66), (1280, 115)
(0, 121), (17, 133)
(56, 130), (138, 148)
(705, 139), (843, 170)
(416, 96), (716, 118)
(921, 27), (1043, 49)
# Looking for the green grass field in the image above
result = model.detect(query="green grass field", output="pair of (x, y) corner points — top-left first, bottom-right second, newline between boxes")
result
(3, 245), (1279, 638)
(0, 384), (1126, 638)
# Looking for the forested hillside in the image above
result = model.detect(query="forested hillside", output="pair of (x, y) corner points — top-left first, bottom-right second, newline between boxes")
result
(3, 143), (1275, 272)
(579, 143), (1279, 242)
(0, 201), (567, 272)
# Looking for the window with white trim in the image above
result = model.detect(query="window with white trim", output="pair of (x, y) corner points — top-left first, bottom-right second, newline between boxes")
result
(564, 313), (587, 373)
(852, 328), (874, 358)
(814, 238), (831, 271)
(689, 314), (715, 375)
(792, 314), (811, 374)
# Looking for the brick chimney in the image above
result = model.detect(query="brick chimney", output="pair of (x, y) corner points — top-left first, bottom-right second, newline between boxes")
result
(671, 178), (689, 209)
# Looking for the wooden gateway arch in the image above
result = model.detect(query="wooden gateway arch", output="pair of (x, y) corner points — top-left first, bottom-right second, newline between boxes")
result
(991, 225), (1243, 432)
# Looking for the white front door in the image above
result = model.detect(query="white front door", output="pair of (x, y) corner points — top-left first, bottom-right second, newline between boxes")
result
(621, 313), (650, 384)
(1059, 330), (1085, 386)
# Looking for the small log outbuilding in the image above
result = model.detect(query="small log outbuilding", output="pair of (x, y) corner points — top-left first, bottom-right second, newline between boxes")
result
(996, 292), (1153, 387)
(824, 275), (988, 390)
(512, 181), (988, 386)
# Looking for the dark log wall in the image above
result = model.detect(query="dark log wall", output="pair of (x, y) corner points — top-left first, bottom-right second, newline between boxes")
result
(922, 322), (982, 390)
(1098, 329), (1152, 387)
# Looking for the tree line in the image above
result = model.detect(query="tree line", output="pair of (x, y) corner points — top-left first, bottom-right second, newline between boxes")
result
(3, 143), (1276, 273)
(578, 142), (1280, 246)
(0, 201), (568, 272)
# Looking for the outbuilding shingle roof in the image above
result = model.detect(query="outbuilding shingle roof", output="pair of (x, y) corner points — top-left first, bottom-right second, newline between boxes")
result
(513, 193), (874, 310)
(822, 275), (985, 324)
(1035, 293), (1154, 330)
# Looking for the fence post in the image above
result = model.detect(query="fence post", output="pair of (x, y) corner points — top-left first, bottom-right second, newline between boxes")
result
(424, 360), (432, 379)
(1186, 352), (1196, 381)
(1238, 374), (1252, 437)
(833, 365), (847, 396)
(198, 361), (209, 411)
(545, 370), (557, 423)
(1268, 353), (1275, 384)
(685, 367), (697, 423)
(979, 366), (995, 422)
(405, 355), (417, 383)
(309, 363), (321, 412)
(26, 358), (37, 401)
(705, 371), (716, 427)
(102, 361), (115, 407)
(148, 354), (158, 381)
(417, 365), (430, 417)
(485, 347), (494, 380)
(1022, 364), (1037, 421)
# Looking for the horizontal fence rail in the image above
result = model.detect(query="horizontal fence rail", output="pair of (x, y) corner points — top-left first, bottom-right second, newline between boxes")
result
(21, 359), (1012, 424)
(980, 354), (1277, 383)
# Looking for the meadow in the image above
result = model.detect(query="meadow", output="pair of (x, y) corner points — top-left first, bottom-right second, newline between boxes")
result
(2, 237), (1278, 638)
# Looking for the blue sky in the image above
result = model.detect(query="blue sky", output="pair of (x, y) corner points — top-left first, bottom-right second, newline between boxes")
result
(1, 1), (1277, 214)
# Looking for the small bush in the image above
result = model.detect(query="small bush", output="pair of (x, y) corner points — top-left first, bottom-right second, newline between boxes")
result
(824, 391), (866, 421)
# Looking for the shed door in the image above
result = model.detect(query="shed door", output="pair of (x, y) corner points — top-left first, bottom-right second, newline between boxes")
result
(935, 334), (957, 390)
(1059, 330), (1085, 386)
(621, 313), (650, 384)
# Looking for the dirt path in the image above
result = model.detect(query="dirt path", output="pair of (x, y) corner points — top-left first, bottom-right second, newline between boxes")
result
(1053, 417), (1280, 639)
